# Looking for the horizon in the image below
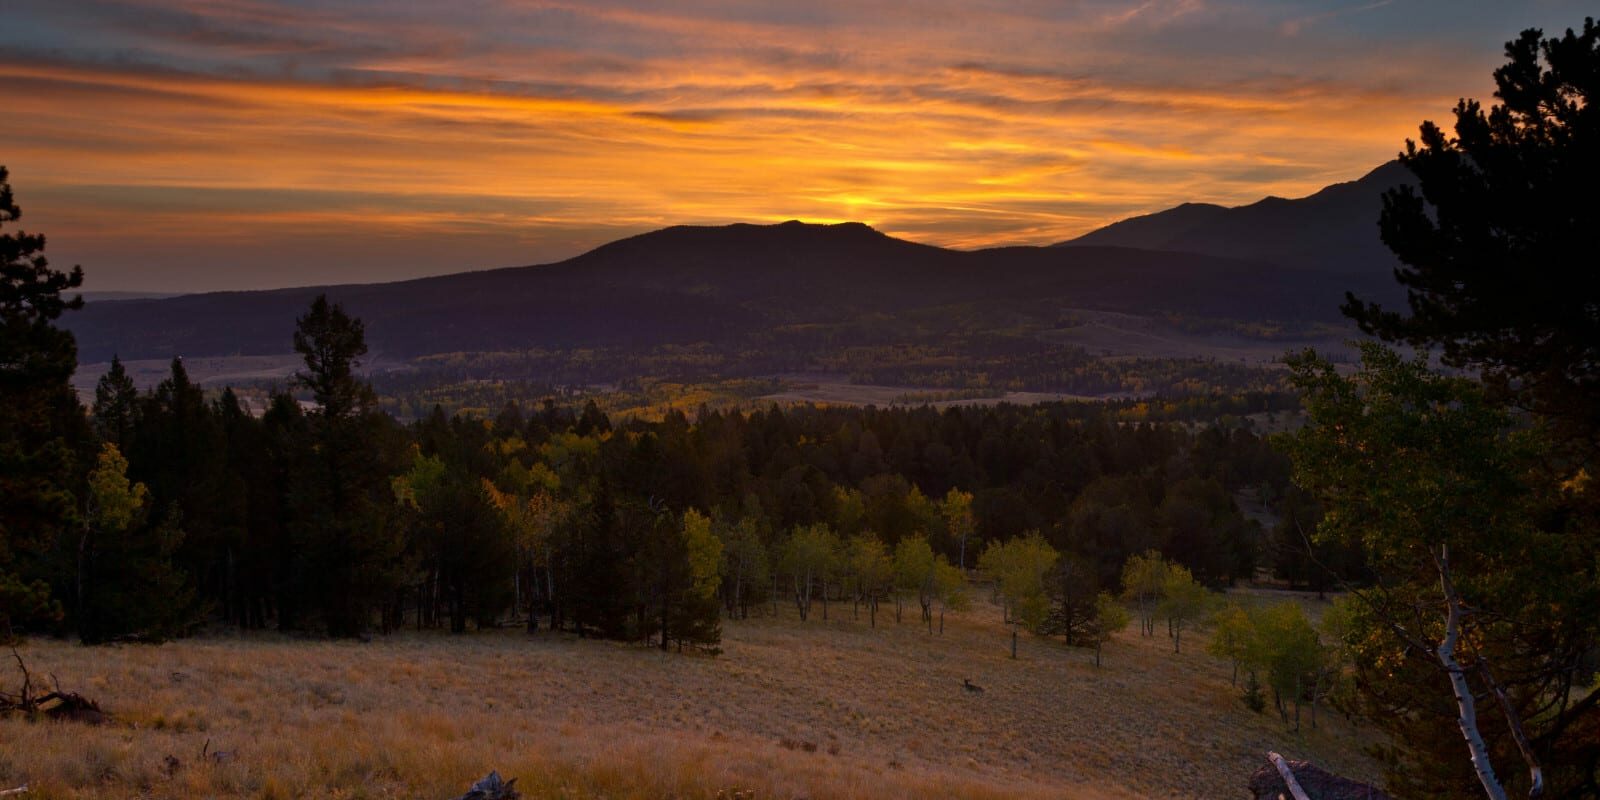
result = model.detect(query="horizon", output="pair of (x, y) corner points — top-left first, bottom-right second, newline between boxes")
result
(4, 1), (1589, 292)
(69, 164), (1374, 298)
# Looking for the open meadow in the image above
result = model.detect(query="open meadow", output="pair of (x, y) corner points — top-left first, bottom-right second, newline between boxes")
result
(0, 597), (1380, 800)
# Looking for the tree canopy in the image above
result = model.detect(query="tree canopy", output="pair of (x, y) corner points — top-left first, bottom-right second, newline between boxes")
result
(1343, 19), (1600, 452)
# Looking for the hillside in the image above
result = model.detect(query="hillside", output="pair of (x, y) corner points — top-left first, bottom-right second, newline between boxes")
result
(66, 220), (1383, 364)
(1058, 162), (1415, 276)
(0, 596), (1380, 799)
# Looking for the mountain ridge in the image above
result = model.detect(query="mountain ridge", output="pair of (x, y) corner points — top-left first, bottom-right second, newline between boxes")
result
(1057, 161), (1414, 274)
(66, 169), (1410, 364)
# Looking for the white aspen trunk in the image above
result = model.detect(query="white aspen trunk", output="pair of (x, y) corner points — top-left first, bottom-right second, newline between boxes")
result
(1436, 545), (1509, 800)
(1480, 660), (1545, 798)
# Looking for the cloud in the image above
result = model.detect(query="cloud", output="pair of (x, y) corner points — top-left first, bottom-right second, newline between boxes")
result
(1, 0), (1586, 290)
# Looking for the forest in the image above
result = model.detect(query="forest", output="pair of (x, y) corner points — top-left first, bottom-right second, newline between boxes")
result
(8, 294), (1348, 651)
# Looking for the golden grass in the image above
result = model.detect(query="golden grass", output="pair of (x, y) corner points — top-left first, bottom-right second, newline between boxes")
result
(0, 597), (1380, 799)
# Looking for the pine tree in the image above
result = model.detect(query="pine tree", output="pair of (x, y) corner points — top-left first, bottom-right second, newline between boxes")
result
(92, 355), (139, 449)
(289, 295), (403, 637)
(0, 165), (84, 642)
(1343, 19), (1600, 453)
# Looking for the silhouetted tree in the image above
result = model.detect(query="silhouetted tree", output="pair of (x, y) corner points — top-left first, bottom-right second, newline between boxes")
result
(0, 165), (84, 641)
(1343, 19), (1600, 454)
(289, 295), (403, 636)
(92, 355), (139, 449)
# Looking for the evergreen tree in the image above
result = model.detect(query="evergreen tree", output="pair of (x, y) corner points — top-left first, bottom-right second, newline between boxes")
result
(129, 358), (228, 617)
(91, 355), (139, 449)
(290, 295), (403, 636)
(0, 165), (84, 642)
(1343, 19), (1600, 453)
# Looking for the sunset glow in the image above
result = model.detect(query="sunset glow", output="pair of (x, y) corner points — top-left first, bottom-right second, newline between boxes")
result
(2, 1), (1585, 290)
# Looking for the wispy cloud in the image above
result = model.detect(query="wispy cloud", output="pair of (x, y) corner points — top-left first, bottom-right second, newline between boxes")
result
(0, 0), (1587, 290)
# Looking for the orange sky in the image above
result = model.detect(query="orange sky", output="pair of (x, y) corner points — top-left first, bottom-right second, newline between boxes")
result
(1, 1), (1587, 291)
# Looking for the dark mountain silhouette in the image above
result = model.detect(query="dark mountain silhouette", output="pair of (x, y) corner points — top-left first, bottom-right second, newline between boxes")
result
(1058, 161), (1415, 275)
(68, 211), (1396, 364)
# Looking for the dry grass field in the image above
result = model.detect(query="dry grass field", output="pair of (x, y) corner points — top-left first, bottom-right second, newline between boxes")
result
(0, 597), (1381, 799)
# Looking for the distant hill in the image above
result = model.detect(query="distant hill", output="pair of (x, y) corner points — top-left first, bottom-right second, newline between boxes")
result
(65, 218), (1393, 364)
(1058, 162), (1415, 275)
(79, 291), (184, 303)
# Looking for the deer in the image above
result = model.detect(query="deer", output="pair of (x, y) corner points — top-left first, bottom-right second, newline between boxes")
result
(962, 678), (984, 694)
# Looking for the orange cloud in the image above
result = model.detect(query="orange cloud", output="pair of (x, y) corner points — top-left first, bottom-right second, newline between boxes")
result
(2, 0), (1553, 290)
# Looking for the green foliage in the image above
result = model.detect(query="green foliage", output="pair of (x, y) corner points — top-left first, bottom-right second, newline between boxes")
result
(1119, 550), (1170, 637)
(1250, 602), (1322, 723)
(1207, 602), (1253, 685)
(978, 532), (1058, 631)
(717, 513), (770, 620)
(939, 488), (976, 569)
(1156, 564), (1209, 654)
(845, 531), (892, 625)
(932, 559), (968, 613)
(87, 443), (147, 534)
(1086, 593), (1131, 666)
(1241, 671), (1266, 714)
(781, 522), (839, 621)
(682, 509), (722, 602)
(1207, 599), (1335, 727)
(1286, 343), (1600, 797)
(77, 443), (194, 643)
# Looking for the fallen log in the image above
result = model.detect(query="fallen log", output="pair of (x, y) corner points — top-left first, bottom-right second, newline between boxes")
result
(0, 649), (108, 725)
(1248, 752), (1390, 800)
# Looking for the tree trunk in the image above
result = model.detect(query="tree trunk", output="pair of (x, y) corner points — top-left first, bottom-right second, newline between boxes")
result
(1435, 545), (1509, 800)
(1479, 660), (1545, 798)
(660, 582), (671, 652)
(1011, 629), (1018, 659)
(1293, 675), (1302, 733)
(545, 561), (556, 625)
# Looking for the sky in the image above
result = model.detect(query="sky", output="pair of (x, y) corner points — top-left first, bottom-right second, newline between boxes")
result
(0, 1), (1589, 292)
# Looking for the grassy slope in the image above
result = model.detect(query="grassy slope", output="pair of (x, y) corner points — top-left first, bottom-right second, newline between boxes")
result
(0, 597), (1379, 799)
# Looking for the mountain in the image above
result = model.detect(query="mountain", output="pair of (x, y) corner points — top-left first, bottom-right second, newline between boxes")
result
(67, 212), (1399, 364)
(1057, 161), (1415, 275)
